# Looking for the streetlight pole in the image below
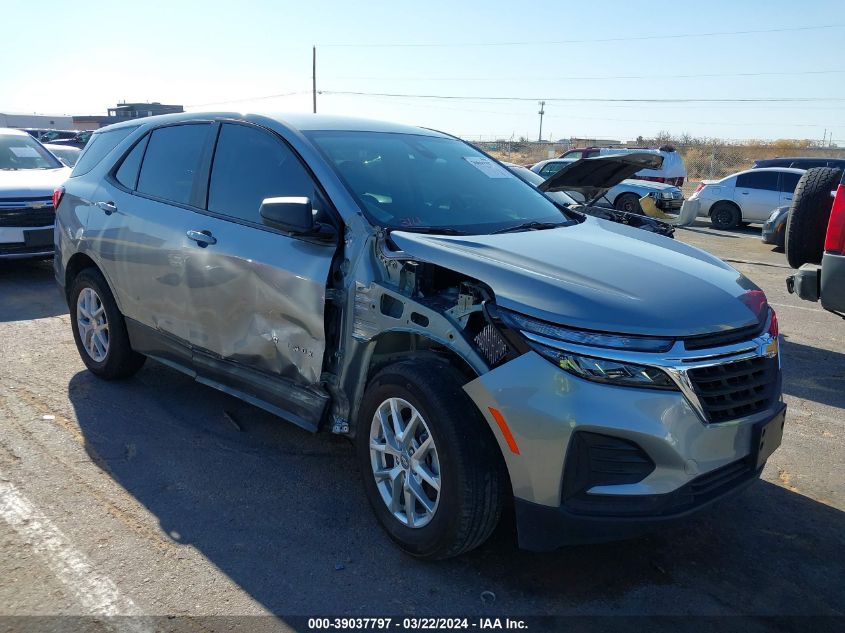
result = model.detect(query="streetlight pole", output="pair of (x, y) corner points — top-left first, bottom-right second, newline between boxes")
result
(312, 45), (317, 114)
(537, 101), (545, 142)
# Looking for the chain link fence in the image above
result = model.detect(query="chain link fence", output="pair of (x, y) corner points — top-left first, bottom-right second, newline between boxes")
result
(469, 139), (845, 197)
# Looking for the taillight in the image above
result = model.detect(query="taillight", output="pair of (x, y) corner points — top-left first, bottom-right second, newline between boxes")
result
(52, 186), (65, 209)
(768, 308), (779, 338)
(824, 183), (845, 254)
(694, 182), (705, 194)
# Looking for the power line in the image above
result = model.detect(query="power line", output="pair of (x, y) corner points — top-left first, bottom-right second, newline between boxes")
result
(322, 24), (845, 48)
(185, 91), (307, 108)
(319, 69), (845, 82)
(319, 90), (845, 104)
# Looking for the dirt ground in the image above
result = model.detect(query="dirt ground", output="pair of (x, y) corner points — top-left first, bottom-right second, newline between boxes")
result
(0, 221), (843, 632)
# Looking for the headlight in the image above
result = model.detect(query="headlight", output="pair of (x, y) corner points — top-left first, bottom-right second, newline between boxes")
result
(496, 308), (678, 389)
(659, 191), (674, 199)
(535, 344), (677, 389)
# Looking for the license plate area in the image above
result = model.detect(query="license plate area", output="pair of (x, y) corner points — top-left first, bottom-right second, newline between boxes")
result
(23, 228), (53, 248)
(753, 406), (786, 469)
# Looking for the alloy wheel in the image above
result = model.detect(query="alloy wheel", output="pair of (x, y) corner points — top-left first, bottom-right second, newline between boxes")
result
(76, 287), (109, 362)
(369, 397), (441, 528)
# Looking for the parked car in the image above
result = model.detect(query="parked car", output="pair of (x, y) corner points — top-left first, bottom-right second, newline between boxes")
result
(754, 157), (845, 170)
(0, 128), (71, 258)
(787, 167), (845, 315)
(48, 130), (93, 149)
(679, 167), (804, 229)
(559, 146), (687, 186)
(506, 159), (674, 238)
(55, 113), (785, 558)
(38, 130), (79, 144)
(530, 159), (684, 215)
(762, 205), (789, 249)
(44, 143), (81, 167)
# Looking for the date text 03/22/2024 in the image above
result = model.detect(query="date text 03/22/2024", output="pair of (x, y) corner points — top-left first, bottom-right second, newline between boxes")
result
(306, 617), (529, 630)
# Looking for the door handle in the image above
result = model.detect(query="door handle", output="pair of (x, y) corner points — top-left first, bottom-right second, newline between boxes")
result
(740, 191), (749, 195)
(186, 229), (217, 246)
(95, 201), (117, 215)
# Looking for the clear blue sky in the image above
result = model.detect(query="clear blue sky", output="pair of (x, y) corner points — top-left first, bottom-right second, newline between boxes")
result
(3, 0), (845, 142)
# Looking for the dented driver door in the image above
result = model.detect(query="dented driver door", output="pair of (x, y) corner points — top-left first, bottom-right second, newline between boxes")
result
(182, 121), (337, 431)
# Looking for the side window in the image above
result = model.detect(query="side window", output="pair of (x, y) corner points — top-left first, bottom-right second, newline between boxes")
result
(114, 135), (148, 190)
(563, 150), (583, 160)
(539, 162), (564, 177)
(780, 172), (801, 193)
(137, 124), (211, 205)
(736, 171), (778, 191)
(207, 123), (325, 224)
(70, 126), (136, 177)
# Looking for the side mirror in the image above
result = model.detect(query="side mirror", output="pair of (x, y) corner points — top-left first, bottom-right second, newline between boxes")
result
(259, 197), (314, 234)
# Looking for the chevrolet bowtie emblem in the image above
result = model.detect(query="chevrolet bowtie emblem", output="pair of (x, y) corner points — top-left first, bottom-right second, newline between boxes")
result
(28, 202), (45, 209)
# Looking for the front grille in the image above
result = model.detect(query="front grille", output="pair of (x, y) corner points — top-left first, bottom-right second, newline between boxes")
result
(683, 321), (764, 350)
(657, 198), (683, 211)
(688, 356), (778, 423)
(0, 199), (55, 227)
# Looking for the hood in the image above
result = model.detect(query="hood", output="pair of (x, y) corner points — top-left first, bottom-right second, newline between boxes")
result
(0, 167), (71, 198)
(390, 218), (765, 338)
(623, 179), (679, 192)
(539, 153), (664, 202)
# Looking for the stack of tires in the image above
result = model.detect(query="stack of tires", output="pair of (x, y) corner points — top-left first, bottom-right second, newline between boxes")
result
(786, 167), (842, 269)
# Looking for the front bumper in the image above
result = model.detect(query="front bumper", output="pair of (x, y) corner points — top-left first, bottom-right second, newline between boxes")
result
(463, 346), (784, 550)
(675, 198), (703, 226)
(0, 225), (55, 259)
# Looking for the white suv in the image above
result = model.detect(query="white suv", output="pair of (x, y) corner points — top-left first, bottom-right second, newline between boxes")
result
(0, 128), (71, 258)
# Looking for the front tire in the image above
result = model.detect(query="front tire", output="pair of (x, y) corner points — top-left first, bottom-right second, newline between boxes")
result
(356, 361), (505, 559)
(69, 268), (145, 379)
(614, 193), (643, 215)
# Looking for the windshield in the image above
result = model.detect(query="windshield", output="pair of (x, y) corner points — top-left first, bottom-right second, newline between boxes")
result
(504, 163), (578, 207)
(307, 130), (573, 233)
(0, 133), (63, 170)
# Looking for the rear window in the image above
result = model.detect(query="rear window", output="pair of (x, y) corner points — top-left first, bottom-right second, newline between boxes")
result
(0, 133), (63, 170)
(137, 124), (211, 205)
(71, 127), (136, 177)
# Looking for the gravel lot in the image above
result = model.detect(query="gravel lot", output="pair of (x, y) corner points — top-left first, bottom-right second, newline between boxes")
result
(1, 222), (843, 631)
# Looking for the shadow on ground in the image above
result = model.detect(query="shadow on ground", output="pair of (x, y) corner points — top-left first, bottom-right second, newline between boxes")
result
(781, 337), (845, 409)
(67, 362), (845, 623)
(0, 259), (67, 322)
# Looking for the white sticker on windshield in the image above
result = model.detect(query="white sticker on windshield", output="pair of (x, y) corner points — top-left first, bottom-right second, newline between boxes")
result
(463, 156), (513, 179)
(10, 146), (41, 158)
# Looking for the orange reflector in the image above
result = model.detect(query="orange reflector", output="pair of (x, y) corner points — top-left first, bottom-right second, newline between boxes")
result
(488, 407), (520, 455)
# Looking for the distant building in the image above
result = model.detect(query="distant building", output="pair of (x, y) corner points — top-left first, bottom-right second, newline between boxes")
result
(564, 137), (623, 148)
(72, 101), (184, 129)
(0, 113), (75, 130)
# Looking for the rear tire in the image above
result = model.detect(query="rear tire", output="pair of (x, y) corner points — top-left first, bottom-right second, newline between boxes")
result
(614, 193), (643, 215)
(785, 167), (842, 269)
(69, 268), (146, 379)
(356, 360), (505, 559)
(710, 202), (741, 229)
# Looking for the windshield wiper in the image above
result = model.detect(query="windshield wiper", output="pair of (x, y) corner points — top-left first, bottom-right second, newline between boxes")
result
(491, 221), (566, 234)
(388, 226), (469, 236)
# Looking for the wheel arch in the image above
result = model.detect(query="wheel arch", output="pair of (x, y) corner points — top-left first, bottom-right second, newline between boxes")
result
(64, 252), (126, 314)
(708, 199), (741, 217)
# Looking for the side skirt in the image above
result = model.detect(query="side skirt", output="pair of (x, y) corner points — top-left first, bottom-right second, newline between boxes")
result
(125, 318), (328, 433)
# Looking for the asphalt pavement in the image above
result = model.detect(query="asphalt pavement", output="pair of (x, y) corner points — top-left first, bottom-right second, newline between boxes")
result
(0, 222), (843, 632)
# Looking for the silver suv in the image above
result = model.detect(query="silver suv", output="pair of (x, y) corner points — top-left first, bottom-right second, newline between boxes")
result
(55, 113), (785, 558)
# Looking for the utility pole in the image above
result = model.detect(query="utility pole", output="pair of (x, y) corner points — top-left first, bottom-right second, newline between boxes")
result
(537, 101), (545, 142)
(822, 128), (827, 147)
(312, 45), (317, 114)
